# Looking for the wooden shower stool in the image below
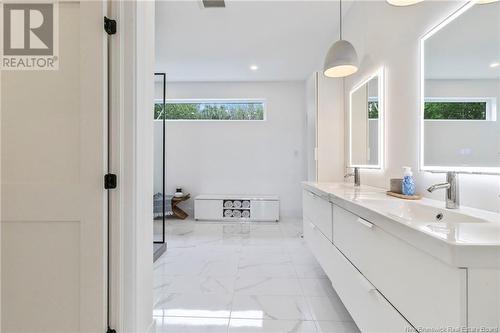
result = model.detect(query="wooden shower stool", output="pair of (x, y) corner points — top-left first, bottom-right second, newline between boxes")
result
(171, 193), (191, 220)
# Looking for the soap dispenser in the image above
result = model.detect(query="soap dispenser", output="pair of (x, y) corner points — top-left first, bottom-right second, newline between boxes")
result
(402, 167), (416, 196)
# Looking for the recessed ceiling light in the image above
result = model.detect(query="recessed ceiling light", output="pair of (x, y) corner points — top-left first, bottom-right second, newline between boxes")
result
(490, 62), (499, 68)
(250, 65), (259, 71)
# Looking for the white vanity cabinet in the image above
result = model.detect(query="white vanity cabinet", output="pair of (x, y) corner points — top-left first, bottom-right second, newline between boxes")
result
(333, 205), (466, 330)
(303, 219), (413, 332)
(302, 188), (471, 332)
(303, 190), (333, 241)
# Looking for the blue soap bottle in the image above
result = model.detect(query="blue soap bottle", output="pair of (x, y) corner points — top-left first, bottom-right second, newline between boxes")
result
(402, 167), (415, 196)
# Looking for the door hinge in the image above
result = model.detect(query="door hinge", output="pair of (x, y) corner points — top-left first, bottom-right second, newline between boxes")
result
(104, 174), (117, 190)
(106, 327), (117, 333)
(104, 17), (117, 35)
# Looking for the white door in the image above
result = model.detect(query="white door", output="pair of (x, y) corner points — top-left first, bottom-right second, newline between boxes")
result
(1, 1), (107, 332)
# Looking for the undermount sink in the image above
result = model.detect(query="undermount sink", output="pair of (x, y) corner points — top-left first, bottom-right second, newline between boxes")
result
(359, 199), (487, 225)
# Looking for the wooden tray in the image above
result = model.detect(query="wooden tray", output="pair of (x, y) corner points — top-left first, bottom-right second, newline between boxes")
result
(386, 191), (422, 200)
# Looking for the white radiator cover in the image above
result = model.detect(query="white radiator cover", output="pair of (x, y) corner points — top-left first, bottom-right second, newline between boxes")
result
(194, 195), (280, 222)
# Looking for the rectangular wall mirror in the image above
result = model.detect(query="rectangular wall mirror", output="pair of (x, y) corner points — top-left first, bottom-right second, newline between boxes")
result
(349, 68), (384, 169)
(421, 1), (500, 174)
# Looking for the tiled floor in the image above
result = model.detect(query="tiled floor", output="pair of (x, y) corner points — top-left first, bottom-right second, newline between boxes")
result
(153, 219), (360, 333)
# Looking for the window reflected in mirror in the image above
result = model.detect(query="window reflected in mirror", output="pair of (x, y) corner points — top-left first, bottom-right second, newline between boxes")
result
(421, 1), (500, 173)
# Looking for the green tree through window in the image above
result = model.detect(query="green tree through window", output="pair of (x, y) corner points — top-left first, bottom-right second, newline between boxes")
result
(368, 101), (379, 119)
(424, 101), (487, 120)
(154, 101), (265, 120)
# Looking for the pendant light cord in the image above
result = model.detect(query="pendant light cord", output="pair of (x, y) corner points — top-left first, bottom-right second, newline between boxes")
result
(339, 0), (342, 40)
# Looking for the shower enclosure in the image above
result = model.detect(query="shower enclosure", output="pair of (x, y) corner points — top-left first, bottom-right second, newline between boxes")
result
(153, 72), (166, 261)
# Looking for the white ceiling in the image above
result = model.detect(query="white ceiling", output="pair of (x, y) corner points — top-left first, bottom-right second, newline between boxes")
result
(425, 2), (500, 80)
(155, 0), (343, 82)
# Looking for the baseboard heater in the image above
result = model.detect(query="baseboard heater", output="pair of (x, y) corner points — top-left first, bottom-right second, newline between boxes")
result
(194, 195), (280, 222)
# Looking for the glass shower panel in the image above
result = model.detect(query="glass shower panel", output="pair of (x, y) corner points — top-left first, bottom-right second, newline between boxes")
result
(153, 73), (166, 260)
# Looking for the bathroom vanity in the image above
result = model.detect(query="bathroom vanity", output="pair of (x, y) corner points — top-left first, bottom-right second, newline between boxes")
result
(302, 182), (500, 332)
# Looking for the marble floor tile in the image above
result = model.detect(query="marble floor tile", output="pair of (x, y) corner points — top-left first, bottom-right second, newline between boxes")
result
(282, 238), (308, 251)
(158, 246), (240, 261)
(314, 321), (360, 333)
(228, 319), (317, 333)
(234, 277), (302, 296)
(237, 262), (297, 278)
(160, 275), (236, 294)
(231, 295), (313, 320)
(155, 257), (239, 277)
(154, 293), (233, 318)
(280, 225), (303, 239)
(239, 252), (292, 266)
(240, 237), (287, 247)
(289, 251), (320, 265)
(293, 264), (328, 279)
(238, 245), (287, 256)
(154, 316), (229, 333)
(306, 296), (353, 321)
(249, 225), (283, 236)
(299, 278), (337, 297)
(153, 219), (357, 332)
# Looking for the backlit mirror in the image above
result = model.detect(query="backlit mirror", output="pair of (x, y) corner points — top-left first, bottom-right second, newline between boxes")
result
(349, 68), (384, 169)
(421, 1), (500, 173)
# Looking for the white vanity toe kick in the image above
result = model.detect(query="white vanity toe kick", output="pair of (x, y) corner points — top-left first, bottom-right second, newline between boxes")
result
(302, 182), (500, 268)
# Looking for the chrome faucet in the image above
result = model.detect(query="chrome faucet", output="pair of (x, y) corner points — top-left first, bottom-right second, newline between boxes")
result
(345, 167), (360, 187)
(427, 171), (460, 209)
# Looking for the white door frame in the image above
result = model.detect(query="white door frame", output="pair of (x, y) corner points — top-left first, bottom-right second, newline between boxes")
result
(108, 1), (155, 332)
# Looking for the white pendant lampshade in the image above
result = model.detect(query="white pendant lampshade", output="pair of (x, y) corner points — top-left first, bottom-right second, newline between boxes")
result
(386, 0), (424, 6)
(323, 0), (359, 78)
(323, 40), (359, 77)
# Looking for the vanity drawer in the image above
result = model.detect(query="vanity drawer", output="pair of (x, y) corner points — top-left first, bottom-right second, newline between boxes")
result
(303, 190), (333, 241)
(329, 242), (413, 333)
(333, 205), (467, 329)
(303, 217), (335, 278)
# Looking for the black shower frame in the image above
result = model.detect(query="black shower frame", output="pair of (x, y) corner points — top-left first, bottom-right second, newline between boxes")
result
(154, 72), (166, 244)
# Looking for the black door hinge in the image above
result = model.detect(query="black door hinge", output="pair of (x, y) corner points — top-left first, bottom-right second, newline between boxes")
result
(104, 17), (117, 35)
(104, 174), (117, 189)
(106, 327), (117, 333)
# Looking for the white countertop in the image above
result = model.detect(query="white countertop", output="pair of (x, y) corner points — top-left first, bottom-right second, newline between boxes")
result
(302, 182), (500, 268)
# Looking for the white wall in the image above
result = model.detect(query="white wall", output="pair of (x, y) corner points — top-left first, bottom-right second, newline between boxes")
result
(424, 79), (500, 167)
(154, 81), (307, 218)
(342, 1), (500, 212)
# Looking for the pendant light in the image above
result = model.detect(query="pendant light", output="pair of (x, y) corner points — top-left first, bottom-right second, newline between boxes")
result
(323, 0), (359, 78)
(386, 0), (423, 6)
(476, 0), (499, 4)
